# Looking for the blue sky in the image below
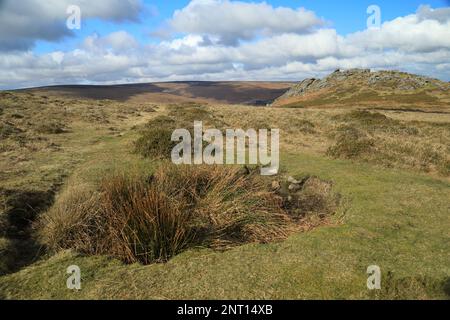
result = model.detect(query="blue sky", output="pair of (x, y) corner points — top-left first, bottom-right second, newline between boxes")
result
(35, 0), (450, 53)
(1, 0), (450, 88)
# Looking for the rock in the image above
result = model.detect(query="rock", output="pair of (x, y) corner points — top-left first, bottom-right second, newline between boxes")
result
(280, 78), (318, 99)
(287, 176), (301, 184)
(273, 68), (450, 106)
(271, 180), (281, 191)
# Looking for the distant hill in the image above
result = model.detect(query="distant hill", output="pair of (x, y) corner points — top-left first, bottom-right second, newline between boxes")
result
(273, 69), (450, 110)
(23, 81), (293, 106)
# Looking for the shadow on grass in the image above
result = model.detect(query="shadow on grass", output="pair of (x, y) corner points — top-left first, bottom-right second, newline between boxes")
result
(1, 188), (56, 275)
(368, 272), (450, 299)
(443, 277), (450, 298)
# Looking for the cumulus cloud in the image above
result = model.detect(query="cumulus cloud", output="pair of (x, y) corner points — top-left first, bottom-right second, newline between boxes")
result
(83, 31), (139, 52)
(1, 2), (450, 89)
(346, 6), (450, 53)
(166, 0), (324, 45)
(417, 4), (450, 23)
(0, 0), (143, 51)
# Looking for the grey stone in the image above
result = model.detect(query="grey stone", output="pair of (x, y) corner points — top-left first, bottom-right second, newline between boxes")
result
(288, 183), (301, 192)
(287, 176), (301, 184)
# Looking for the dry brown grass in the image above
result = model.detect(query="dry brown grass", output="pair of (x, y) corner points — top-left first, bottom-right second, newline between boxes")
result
(38, 163), (339, 265)
(211, 105), (449, 176)
(38, 164), (285, 264)
(36, 185), (104, 255)
(326, 111), (450, 175)
(36, 121), (67, 134)
(326, 125), (375, 159)
(133, 126), (176, 159)
(283, 176), (341, 219)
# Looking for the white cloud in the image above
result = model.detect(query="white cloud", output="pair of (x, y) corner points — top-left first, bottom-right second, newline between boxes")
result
(417, 4), (450, 23)
(346, 9), (450, 53)
(0, 0), (143, 51)
(83, 31), (139, 52)
(1, 3), (450, 89)
(167, 0), (324, 45)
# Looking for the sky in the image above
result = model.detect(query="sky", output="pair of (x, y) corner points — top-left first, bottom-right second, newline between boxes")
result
(0, 0), (449, 89)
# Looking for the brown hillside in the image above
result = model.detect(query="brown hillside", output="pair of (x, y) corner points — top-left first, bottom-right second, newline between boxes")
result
(24, 81), (293, 106)
(273, 69), (450, 111)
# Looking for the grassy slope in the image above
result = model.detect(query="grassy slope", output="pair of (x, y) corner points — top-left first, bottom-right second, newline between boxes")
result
(0, 92), (158, 275)
(1, 141), (449, 299)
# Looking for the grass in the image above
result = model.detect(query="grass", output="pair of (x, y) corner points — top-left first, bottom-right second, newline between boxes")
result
(286, 119), (316, 134)
(41, 115), (340, 265)
(39, 164), (314, 265)
(0, 91), (158, 276)
(327, 125), (375, 159)
(1, 152), (449, 299)
(36, 121), (66, 134)
(134, 126), (176, 159)
(0, 92), (449, 299)
(334, 110), (419, 135)
(276, 70), (450, 110)
(326, 111), (450, 175)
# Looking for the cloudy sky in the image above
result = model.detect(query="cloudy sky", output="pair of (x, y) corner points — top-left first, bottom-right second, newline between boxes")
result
(0, 0), (449, 89)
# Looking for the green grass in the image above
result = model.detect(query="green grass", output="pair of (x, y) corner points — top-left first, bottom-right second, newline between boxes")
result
(1, 95), (448, 299)
(1, 151), (449, 299)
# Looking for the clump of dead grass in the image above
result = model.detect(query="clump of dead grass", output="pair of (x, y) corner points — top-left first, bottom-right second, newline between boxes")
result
(335, 110), (419, 135)
(283, 177), (340, 219)
(287, 119), (316, 134)
(133, 126), (176, 159)
(167, 103), (226, 128)
(143, 115), (176, 129)
(0, 122), (22, 138)
(327, 125), (375, 159)
(327, 115), (449, 175)
(36, 120), (66, 134)
(38, 163), (340, 265)
(134, 109), (214, 159)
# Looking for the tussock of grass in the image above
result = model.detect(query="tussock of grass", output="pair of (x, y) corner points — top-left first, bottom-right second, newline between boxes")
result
(2, 90), (449, 299)
(327, 111), (449, 175)
(134, 126), (176, 159)
(335, 110), (419, 135)
(134, 106), (219, 159)
(0, 122), (22, 138)
(36, 121), (66, 134)
(327, 125), (375, 159)
(280, 176), (340, 221)
(36, 185), (104, 255)
(143, 115), (175, 129)
(288, 119), (316, 134)
(416, 145), (450, 175)
(338, 110), (391, 124)
(369, 273), (449, 300)
(168, 103), (225, 128)
(168, 103), (210, 122)
(38, 163), (339, 265)
(39, 164), (305, 264)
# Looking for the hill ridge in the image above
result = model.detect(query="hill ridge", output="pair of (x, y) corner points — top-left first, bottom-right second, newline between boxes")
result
(273, 69), (450, 109)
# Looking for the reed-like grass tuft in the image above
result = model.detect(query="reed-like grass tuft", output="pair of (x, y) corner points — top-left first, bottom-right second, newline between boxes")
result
(39, 164), (324, 264)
